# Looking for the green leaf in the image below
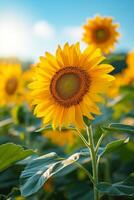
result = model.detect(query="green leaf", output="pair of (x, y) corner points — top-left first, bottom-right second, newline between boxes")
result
(98, 138), (129, 156)
(97, 173), (134, 197)
(56, 149), (90, 177)
(102, 123), (134, 134)
(20, 149), (90, 197)
(0, 143), (35, 172)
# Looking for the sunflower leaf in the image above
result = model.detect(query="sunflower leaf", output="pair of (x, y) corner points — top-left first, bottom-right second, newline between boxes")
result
(20, 149), (90, 197)
(102, 123), (134, 134)
(98, 138), (129, 156)
(97, 173), (134, 197)
(0, 143), (35, 172)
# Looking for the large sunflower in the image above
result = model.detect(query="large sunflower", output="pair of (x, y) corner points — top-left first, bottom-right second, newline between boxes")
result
(83, 16), (120, 54)
(0, 63), (24, 106)
(29, 43), (114, 129)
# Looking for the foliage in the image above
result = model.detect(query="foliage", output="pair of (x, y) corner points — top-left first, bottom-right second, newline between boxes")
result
(0, 54), (133, 199)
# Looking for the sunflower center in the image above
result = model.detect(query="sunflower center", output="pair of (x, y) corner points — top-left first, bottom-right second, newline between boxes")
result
(56, 73), (80, 99)
(95, 28), (109, 42)
(5, 77), (18, 95)
(50, 67), (90, 107)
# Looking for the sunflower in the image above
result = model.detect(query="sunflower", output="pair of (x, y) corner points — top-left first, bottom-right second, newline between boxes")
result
(123, 51), (134, 85)
(29, 43), (114, 129)
(127, 50), (134, 67)
(22, 65), (35, 86)
(83, 16), (120, 54)
(107, 73), (126, 98)
(23, 69), (33, 85)
(22, 65), (38, 108)
(108, 60), (134, 98)
(0, 63), (24, 106)
(43, 129), (76, 146)
(123, 67), (134, 85)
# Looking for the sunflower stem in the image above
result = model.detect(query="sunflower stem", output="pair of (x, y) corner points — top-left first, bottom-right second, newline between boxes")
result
(95, 132), (106, 154)
(75, 128), (90, 148)
(86, 125), (99, 200)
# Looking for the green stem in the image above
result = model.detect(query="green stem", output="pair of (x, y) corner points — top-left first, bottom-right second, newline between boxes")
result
(95, 133), (105, 154)
(97, 155), (101, 180)
(25, 113), (31, 147)
(75, 128), (90, 149)
(86, 126), (99, 200)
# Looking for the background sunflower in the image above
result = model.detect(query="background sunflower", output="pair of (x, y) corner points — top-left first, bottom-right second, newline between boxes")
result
(0, 63), (25, 106)
(43, 129), (76, 147)
(83, 15), (120, 54)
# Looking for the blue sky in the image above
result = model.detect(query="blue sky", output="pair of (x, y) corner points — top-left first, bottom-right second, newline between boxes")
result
(0, 0), (134, 60)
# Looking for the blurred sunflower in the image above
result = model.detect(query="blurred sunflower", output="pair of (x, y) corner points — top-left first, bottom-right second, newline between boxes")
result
(123, 67), (134, 85)
(108, 53), (134, 98)
(0, 63), (24, 106)
(22, 65), (35, 85)
(83, 16), (120, 54)
(29, 43), (114, 129)
(43, 129), (76, 146)
(126, 50), (134, 67)
(107, 73), (126, 98)
(123, 51), (134, 85)
(23, 69), (33, 85)
(22, 65), (37, 107)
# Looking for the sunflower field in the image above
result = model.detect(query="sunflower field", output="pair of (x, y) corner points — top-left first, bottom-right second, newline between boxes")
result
(0, 1), (134, 200)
